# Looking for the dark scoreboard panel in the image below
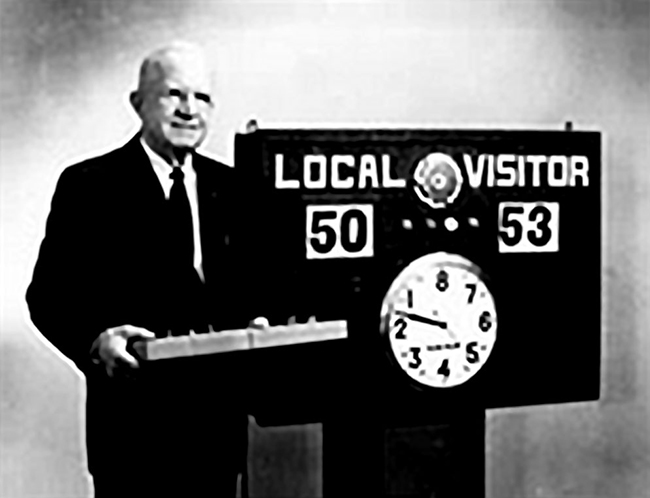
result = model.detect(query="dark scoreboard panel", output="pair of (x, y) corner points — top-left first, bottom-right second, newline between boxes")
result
(234, 128), (601, 419)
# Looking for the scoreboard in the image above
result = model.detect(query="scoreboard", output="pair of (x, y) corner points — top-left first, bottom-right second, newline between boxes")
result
(234, 127), (601, 415)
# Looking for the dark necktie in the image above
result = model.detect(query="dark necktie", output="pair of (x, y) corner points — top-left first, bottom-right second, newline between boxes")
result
(169, 167), (194, 267)
(168, 166), (205, 335)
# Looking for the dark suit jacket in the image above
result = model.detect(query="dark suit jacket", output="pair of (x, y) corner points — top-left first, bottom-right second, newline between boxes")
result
(27, 135), (252, 477)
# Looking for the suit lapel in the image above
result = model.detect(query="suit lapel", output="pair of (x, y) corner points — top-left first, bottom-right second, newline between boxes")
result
(112, 136), (169, 266)
(120, 135), (167, 205)
(193, 153), (222, 287)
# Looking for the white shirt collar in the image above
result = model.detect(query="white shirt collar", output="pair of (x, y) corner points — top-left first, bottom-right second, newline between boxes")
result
(140, 137), (194, 175)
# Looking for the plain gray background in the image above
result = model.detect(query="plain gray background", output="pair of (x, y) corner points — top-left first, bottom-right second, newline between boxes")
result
(1, 0), (648, 496)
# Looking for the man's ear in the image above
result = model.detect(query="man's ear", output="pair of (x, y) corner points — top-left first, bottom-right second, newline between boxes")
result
(129, 91), (142, 113)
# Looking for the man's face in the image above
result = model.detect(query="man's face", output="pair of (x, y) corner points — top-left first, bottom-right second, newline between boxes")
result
(135, 50), (214, 157)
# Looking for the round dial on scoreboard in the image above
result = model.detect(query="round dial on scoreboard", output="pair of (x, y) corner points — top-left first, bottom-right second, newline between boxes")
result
(412, 152), (464, 209)
(380, 252), (497, 388)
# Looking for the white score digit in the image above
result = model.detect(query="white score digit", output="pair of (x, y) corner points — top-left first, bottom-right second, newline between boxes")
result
(498, 202), (559, 253)
(306, 204), (374, 259)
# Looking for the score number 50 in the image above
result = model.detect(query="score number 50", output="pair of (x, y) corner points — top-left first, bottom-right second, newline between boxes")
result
(306, 204), (374, 259)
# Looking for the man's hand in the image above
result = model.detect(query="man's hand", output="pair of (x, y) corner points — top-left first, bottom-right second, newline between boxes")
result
(91, 325), (156, 378)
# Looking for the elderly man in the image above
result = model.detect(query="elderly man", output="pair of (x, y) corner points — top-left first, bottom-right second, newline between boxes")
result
(27, 42), (253, 497)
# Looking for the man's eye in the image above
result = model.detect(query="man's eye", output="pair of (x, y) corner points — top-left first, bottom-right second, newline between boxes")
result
(195, 93), (211, 104)
(168, 89), (182, 98)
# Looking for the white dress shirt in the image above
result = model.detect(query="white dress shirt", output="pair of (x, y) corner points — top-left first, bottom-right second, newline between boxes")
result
(140, 138), (205, 283)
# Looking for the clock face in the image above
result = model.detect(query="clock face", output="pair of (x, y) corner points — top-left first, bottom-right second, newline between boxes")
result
(380, 252), (498, 388)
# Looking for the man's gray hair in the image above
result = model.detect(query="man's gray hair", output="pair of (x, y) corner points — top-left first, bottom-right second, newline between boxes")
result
(136, 41), (209, 94)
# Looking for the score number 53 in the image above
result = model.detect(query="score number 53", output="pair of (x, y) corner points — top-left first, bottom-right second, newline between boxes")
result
(498, 202), (560, 253)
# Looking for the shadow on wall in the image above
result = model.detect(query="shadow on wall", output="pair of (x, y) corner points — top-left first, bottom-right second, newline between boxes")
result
(602, 265), (638, 405)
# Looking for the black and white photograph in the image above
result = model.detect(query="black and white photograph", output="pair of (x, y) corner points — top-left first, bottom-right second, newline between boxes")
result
(0, 1), (648, 497)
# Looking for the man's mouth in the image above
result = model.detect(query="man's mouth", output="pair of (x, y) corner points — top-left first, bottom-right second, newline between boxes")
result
(170, 122), (201, 130)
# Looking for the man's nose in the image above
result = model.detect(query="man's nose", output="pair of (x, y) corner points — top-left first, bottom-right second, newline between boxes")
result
(177, 95), (199, 118)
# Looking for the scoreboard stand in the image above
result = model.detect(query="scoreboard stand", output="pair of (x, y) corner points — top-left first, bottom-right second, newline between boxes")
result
(321, 411), (485, 498)
(232, 122), (600, 498)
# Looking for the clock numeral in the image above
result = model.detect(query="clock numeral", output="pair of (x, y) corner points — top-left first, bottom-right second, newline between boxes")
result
(436, 270), (449, 292)
(437, 358), (450, 377)
(394, 318), (407, 339)
(479, 311), (492, 332)
(465, 283), (477, 303)
(407, 289), (413, 308)
(466, 341), (480, 364)
(408, 347), (422, 369)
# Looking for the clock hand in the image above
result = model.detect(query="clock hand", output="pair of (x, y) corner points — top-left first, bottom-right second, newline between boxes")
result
(395, 310), (448, 329)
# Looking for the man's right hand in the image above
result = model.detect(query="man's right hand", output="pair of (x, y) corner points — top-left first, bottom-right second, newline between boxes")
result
(91, 325), (156, 378)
